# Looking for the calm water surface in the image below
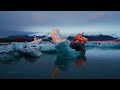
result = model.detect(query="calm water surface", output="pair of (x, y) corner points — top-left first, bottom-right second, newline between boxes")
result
(0, 48), (120, 79)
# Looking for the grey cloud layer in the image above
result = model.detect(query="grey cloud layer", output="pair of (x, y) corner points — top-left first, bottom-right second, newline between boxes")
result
(0, 11), (120, 37)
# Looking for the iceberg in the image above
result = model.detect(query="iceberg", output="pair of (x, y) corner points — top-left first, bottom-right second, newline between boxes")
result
(85, 42), (120, 48)
(39, 43), (56, 53)
(0, 44), (14, 54)
(12, 42), (25, 53)
(55, 41), (80, 58)
(0, 42), (43, 58)
(13, 42), (42, 57)
(0, 41), (56, 59)
(99, 42), (120, 48)
(50, 29), (80, 58)
(85, 42), (97, 47)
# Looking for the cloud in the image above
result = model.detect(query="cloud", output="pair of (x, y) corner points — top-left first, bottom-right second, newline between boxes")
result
(95, 11), (106, 18)
(77, 11), (107, 24)
(0, 11), (120, 37)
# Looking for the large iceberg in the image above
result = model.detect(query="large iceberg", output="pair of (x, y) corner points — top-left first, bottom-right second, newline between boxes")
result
(0, 42), (57, 60)
(50, 29), (80, 58)
(0, 42), (42, 59)
(12, 42), (56, 53)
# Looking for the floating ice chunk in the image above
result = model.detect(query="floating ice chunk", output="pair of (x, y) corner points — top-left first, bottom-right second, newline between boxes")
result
(27, 43), (42, 51)
(27, 42), (56, 53)
(55, 41), (80, 58)
(99, 42), (120, 48)
(32, 35), (42, 44)
(85, 42), (96, 47)
(0, 43), (43, 59)
(7, 42), (42, 57)
(50, 29), (66, 43)
(39, 43), (56, 53)
(0, 45), (13, 54)
(22, 48), (42, 57)
(12, 42), (25, 53)
(21, 43), (42, 57)
(85, 42), (120, 48)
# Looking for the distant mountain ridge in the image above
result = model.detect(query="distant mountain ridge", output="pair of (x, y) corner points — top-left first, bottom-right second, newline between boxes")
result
(5, 35), (46, 40)
(67, 34), (118, 41)
(0, 34), (119, 42)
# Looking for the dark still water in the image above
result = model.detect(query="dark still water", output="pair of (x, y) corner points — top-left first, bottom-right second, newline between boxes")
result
(0, 48), (120, 79)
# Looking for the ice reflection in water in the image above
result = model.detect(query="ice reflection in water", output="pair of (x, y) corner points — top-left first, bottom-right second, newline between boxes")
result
(51, 54), (87, 78)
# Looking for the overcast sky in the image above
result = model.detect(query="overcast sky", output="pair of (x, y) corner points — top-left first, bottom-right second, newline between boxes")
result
(0, 11), (120, 37)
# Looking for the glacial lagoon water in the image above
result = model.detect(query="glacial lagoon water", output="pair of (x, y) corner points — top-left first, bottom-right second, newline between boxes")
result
(0, 47), (120, 79)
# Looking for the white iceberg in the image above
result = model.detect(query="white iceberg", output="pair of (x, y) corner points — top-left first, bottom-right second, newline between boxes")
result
(0, 42), (43, 58)
(13, 42), (42, 57)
